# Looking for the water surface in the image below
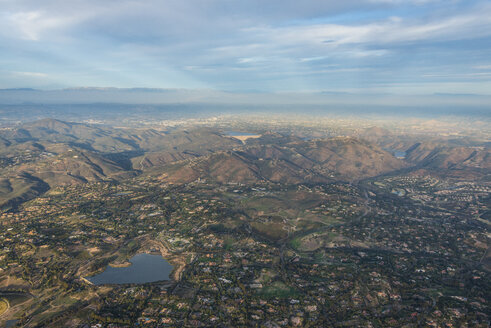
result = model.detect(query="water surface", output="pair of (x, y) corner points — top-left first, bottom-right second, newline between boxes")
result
(393, 150), (406, 159)
(86, 253), (173, 285)
(384, 148), (406, 159)
(225, 131), (259, 137)
(5, 320), (18, 328)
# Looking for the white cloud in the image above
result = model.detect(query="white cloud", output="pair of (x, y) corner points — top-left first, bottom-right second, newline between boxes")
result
(237, 57), (272, 64)
(242, 4), (491, 48)
(299, 56), (329, 62)
(8, 11), (68, 40)
(196, 2), (489, 70)
(0, 0), (490, 93)
(13, 71), (48, 77)
(473, 65), (491, 70)
(2, 8), (98, 41)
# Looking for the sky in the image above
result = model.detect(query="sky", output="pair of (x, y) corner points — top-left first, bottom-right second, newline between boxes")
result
(1, 0), (491, 96)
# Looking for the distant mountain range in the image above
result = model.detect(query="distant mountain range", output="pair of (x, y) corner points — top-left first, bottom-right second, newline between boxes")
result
(1, 89), (490, 118)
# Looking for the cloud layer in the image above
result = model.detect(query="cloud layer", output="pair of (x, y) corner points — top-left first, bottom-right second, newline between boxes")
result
(1, 0), (491, 96)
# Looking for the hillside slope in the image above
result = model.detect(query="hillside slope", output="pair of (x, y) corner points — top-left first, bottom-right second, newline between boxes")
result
(156, 137), (406, 184)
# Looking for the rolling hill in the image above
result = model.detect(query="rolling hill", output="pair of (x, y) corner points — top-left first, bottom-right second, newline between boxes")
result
(155, 137), (406, 184)
(3, 118), (487, 208)
(405, 143), (491, 170)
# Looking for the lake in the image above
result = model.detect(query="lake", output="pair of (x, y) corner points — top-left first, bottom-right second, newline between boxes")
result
(86, 253), (173, 285)
(5, 320), (18, 328)
(393, 150), (406, 159)
(225, 131), (259, 137)
(384, 148), (406, 159)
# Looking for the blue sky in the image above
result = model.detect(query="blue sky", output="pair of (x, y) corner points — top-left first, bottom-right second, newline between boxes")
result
(1, 0), (491, 95)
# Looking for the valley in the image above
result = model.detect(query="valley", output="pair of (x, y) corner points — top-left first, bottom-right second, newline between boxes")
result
(0, 116), (489, 327)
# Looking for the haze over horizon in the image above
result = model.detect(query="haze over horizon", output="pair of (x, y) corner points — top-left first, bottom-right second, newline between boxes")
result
(1, 0), (491, 107)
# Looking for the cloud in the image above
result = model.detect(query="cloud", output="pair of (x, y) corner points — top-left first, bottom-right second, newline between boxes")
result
(239, 5), (491, 49)
(0, 0), (474, 43)
(474, 65), (491, 70)
(0, 2), (105, 41)
(0, 0), (490, 95)
(13, 71), (48, 77)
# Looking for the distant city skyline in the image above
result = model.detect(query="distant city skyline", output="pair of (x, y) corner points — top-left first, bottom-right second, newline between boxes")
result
(1, 0), (491, 97)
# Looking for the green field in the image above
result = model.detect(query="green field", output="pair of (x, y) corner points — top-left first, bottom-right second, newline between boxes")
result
(257, 281), (298, 299)
(0, 298), (9, 316)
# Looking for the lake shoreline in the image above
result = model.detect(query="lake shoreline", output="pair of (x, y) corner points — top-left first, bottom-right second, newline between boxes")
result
(85, 253), (173, 285)
(108, 261), (132, 268)
(224, 131), (262, 143)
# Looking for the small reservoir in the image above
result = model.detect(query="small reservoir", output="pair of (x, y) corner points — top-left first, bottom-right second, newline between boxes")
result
(225, 131), (259, 137)
(224, 131), (262, 142)
(86, 253), (173, 285)
(393, 150), (406, 159)
(384, 148), (406, 159)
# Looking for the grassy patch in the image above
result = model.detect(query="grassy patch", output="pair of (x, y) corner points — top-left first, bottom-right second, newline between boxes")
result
(0, 298), (9, 315)
(2, 294), (30, 307)
(250, 221), (288, 240)
(51, 295), (78, 307)
(257, 281), (298, 299)
(290, 236), (301, 250)
(223, 236), (236, 250)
